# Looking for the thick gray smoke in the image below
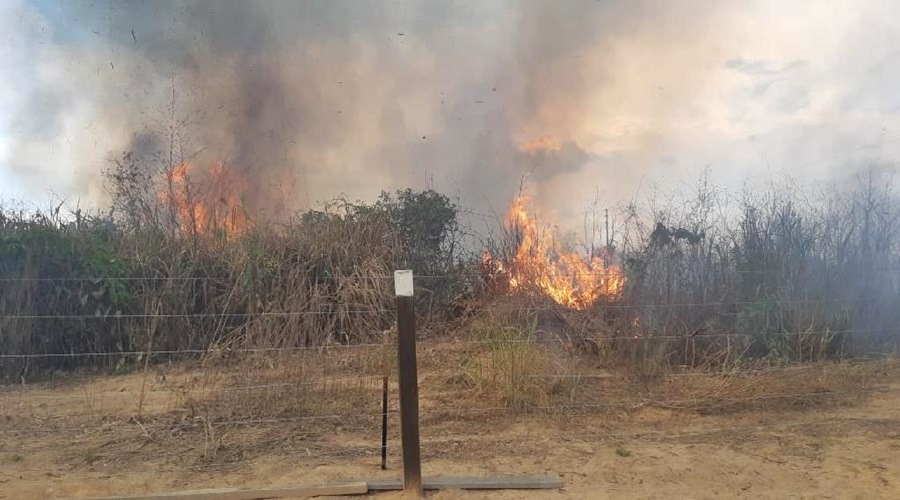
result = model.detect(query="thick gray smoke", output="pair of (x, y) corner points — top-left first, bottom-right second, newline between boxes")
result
(2, 0), (900, 221)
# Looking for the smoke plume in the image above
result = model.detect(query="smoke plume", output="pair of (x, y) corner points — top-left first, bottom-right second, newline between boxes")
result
(2, 0), (900, 221)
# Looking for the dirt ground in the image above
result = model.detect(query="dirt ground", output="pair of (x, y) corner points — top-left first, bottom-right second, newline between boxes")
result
(1, 354), (899, 499)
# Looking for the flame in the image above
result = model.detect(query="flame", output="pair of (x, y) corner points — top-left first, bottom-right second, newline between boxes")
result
(158, 161), (248, 236)
(483, 194), (624, 310)
(518, 135), (562, 154)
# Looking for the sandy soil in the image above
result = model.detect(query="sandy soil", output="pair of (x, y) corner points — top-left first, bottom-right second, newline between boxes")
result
(1, 357), (898, 499)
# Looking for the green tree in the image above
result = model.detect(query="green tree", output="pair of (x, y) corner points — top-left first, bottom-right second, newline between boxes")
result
(377, 189), (458, 274)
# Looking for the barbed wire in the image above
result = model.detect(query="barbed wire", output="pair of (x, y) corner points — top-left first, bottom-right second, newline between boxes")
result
(3, 265), (900, 283)
(0, 342), (385, 359)
(0, 376), (387, 401)
(6, 415), (890, 481)
(420, 414), (895, 450)
(0, 309), (387, 320)
(521, 358), (894, 380)
(2, 359), (889, 403)
(611, 416), (893, 442)
(445, 297), (898, 311)
(421, 326), (899, 345)
(416, 386), (898, 419)
(8, 414), (892, 482)
(3, 385), (894, 439)
(4, 443), (381, 477)
(17, 358), (891, 403)
(0, 275), (398, 283)
(0, 412), (382, 436)
(1, 294), (895, 322)
(2, 325), (896, 360)
(1, 368), (895, 483)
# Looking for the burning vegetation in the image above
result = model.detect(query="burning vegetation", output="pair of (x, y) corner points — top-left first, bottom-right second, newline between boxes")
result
(159, 162), (249, 236)
(483, 194), (625, 310)
(3, 161), (900, 380)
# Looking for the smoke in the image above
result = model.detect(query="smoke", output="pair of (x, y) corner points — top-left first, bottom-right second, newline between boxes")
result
(3, 0), (900, 222)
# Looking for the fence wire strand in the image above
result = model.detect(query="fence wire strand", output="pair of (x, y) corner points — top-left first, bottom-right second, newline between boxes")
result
(1, 294), (896, 321)
(3, 325), (898, 360)
(4, 384), (895, 436)
(4, 265), (900, 282)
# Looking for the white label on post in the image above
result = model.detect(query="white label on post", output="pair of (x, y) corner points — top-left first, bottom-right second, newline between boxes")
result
(394, 270), (414, 297)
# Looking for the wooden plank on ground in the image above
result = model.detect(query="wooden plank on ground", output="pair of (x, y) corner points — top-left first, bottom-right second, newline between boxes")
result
(65, 481), (368, 500)
(366, 475), (563, 491)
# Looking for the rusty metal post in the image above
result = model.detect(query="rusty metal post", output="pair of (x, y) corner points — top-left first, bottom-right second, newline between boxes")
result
(394, 270), (423, 497)
(380, 330), (390, 470)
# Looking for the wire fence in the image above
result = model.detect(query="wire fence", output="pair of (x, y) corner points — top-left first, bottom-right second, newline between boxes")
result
(4, 263), (900, 282)
(4, 371), (895, 431)
(0, 296), (891, 322)
(1, 288), (899, 494)
(1, 326), (896, 362)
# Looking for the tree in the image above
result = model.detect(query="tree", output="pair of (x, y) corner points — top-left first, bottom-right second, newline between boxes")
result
(377, 189), (458, 273)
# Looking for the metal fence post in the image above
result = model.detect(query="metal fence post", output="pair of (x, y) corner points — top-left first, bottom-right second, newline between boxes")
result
(381, 329), (390, 471)
(394, 270), (423, 497)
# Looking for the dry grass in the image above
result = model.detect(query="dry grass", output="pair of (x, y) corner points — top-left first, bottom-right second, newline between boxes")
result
(1, 336), (896, 481)
(464, 320), (545, 408)
(0, 189), (473, 380)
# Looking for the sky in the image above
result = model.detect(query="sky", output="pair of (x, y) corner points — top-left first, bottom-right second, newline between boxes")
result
(2, 0), (900, 222)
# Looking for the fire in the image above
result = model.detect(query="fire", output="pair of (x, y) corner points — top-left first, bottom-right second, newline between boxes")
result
(158, 161), (248, 236)
(518, 135), (562, 154)
(483, 195), (625, 310)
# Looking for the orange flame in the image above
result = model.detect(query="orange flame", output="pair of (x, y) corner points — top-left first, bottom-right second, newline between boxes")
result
(518, 135), (562, 154)
(484, 195), (624, 310)
(158, 161), (248, 236)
